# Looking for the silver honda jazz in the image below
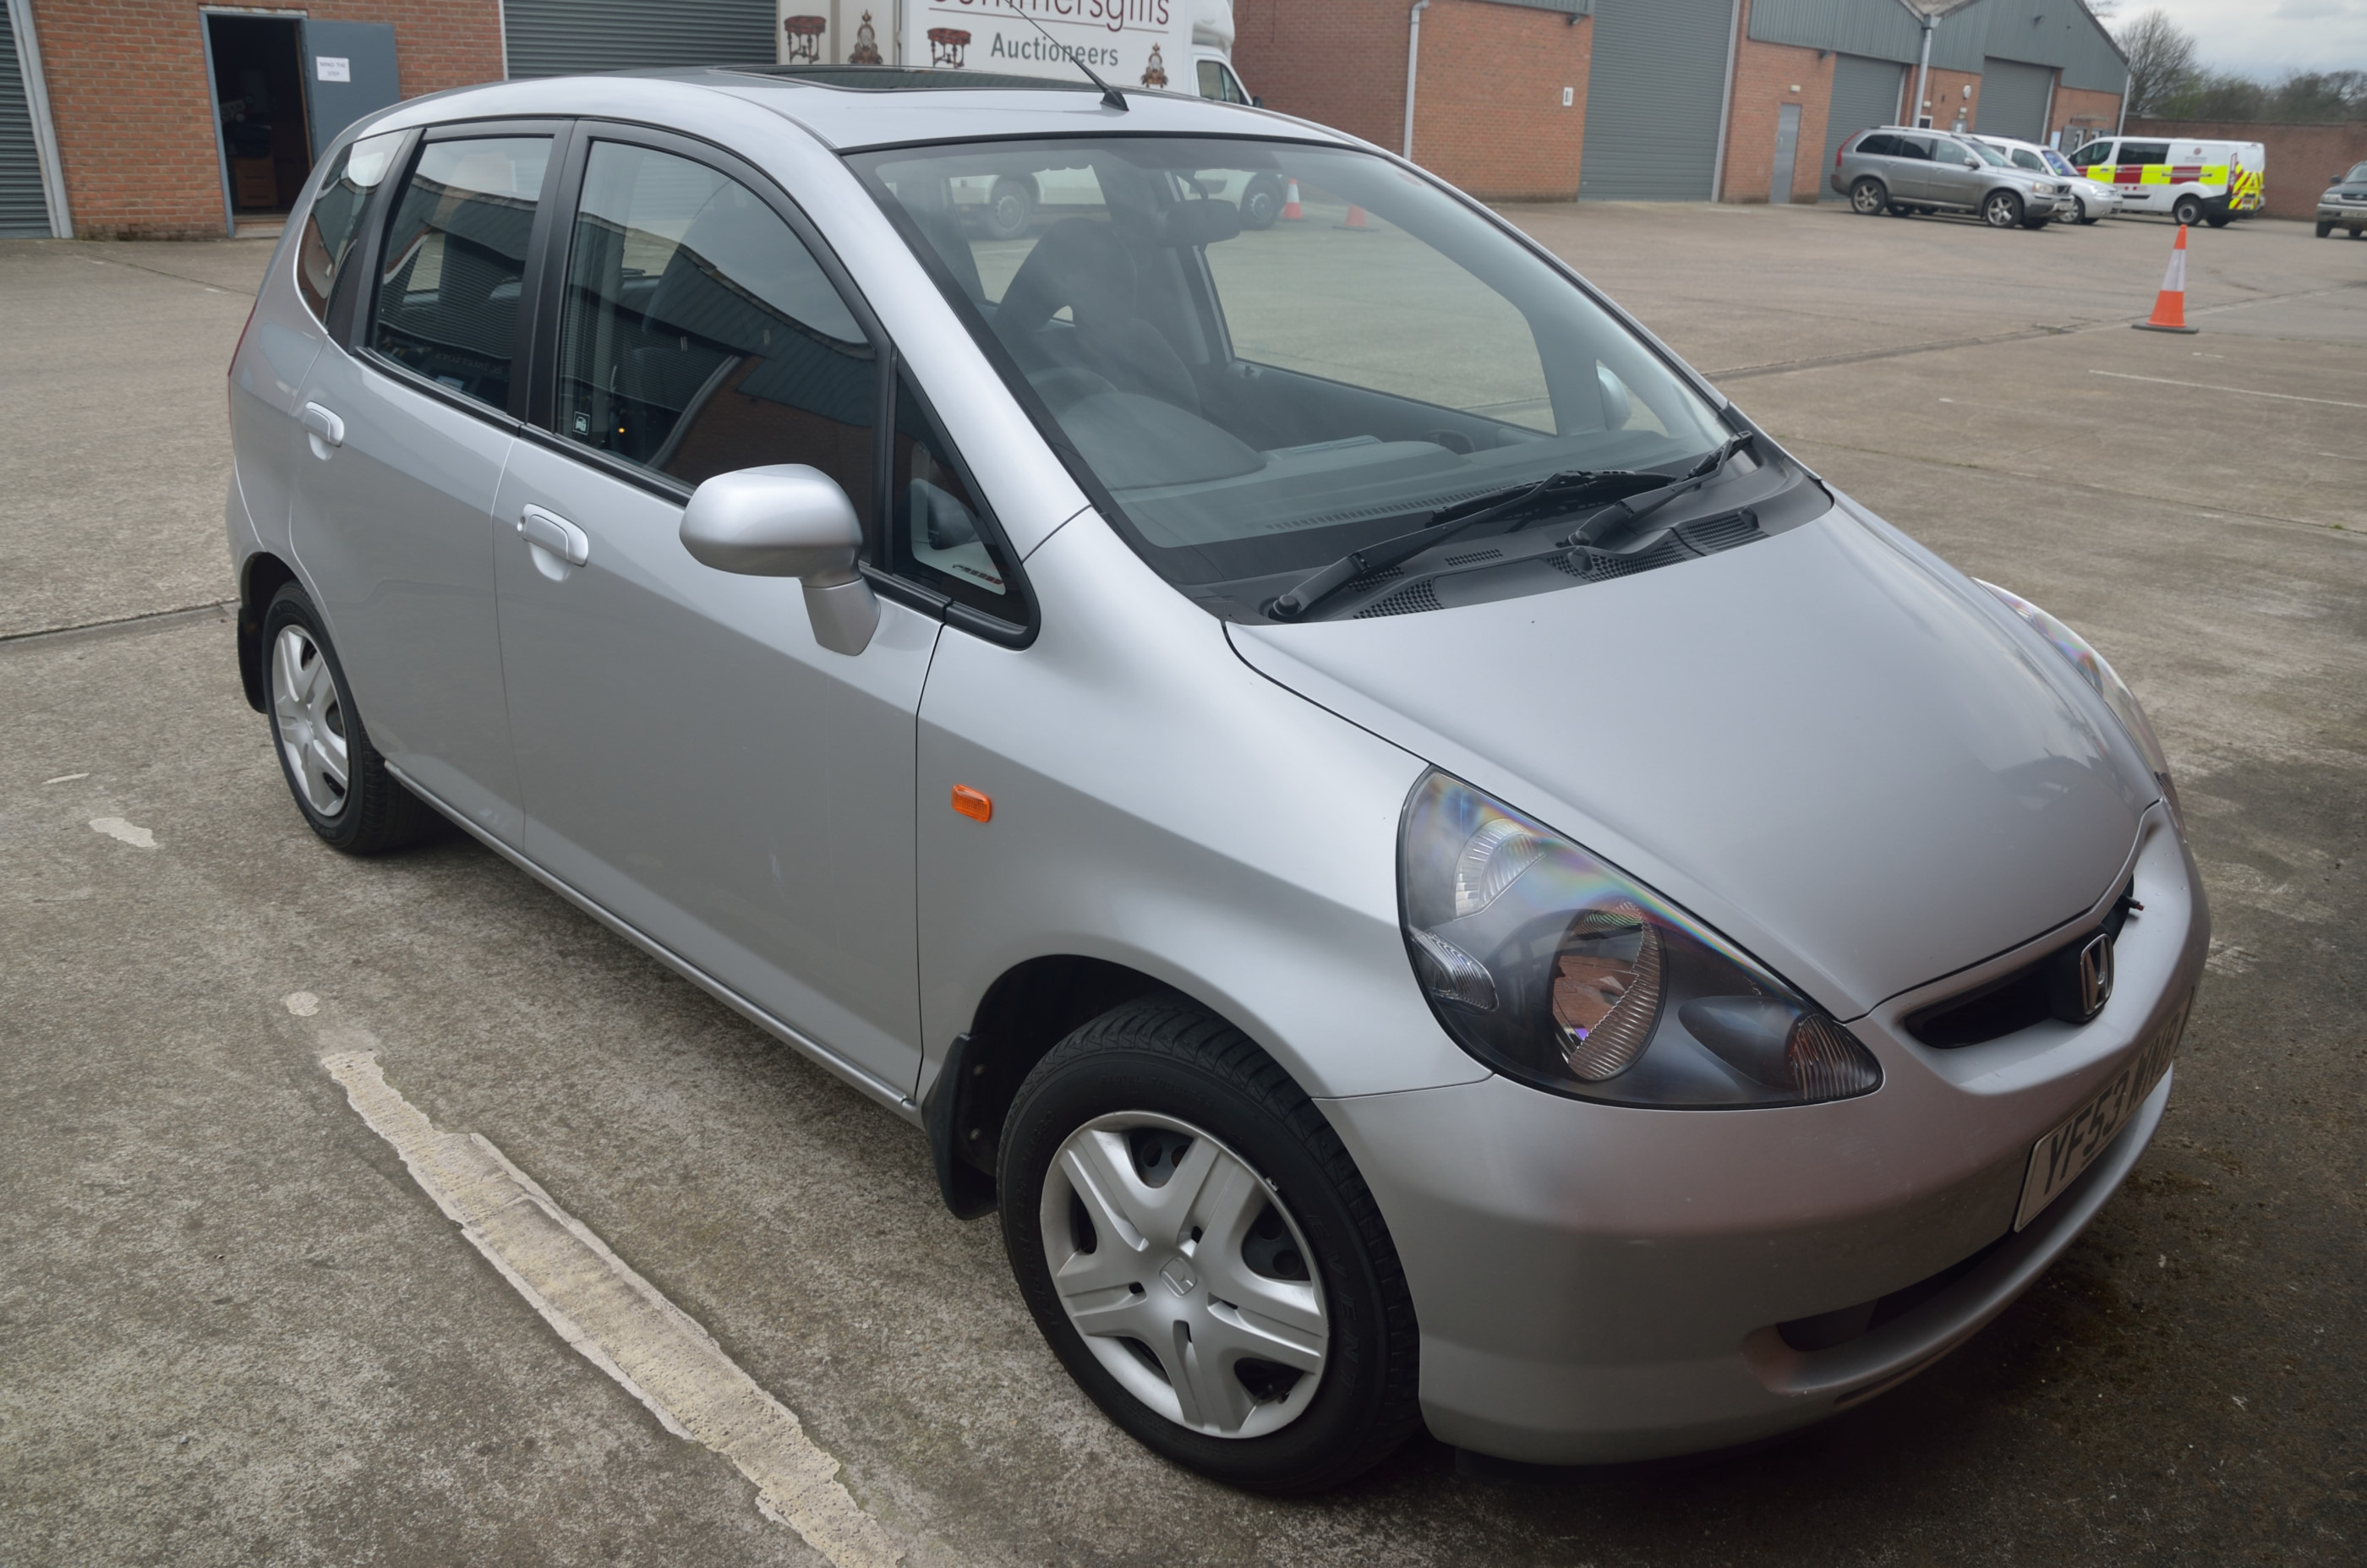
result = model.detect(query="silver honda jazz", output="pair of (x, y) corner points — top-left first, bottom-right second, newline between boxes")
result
(227, 66), (2206, 1493)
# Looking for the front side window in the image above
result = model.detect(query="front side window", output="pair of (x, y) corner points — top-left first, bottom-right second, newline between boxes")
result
(555, 141), (877, 505)
(2069, 141), (2110, 166)
(1196, 60), (1250, 104)
(297, 130), (402, 320)
(855, 137), (1766, 620)
(372, 136), (553, 409)
(2010, 149), (2043, 172)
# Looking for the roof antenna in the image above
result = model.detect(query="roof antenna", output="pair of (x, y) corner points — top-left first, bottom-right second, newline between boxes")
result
(997, 0), (1127, 111)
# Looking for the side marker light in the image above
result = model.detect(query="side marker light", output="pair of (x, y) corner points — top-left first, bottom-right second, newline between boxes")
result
(951, 784), (992, 822)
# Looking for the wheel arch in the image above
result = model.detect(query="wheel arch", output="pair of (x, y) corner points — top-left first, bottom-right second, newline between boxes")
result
(237, 550), (301, 713)
(924, 953), (1194, 1218)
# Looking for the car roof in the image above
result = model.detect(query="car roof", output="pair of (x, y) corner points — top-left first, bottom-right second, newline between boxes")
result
(354, 66), (1352, 155)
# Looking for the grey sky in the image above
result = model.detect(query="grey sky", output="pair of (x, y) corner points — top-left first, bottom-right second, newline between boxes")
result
(2113, 0), (2367, 80)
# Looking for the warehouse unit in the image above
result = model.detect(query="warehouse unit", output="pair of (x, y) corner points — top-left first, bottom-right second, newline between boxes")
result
(1235, 0), (2124, 205)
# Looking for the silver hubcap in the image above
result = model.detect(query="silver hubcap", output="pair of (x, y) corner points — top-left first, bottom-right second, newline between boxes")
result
(1854, 184), (1882, 213)
(1988, 195), (2015, 225)
(1040, 1112), (1328, 1440)
(271, 624), (349, 817)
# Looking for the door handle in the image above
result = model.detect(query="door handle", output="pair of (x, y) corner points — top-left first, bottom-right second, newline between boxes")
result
(517, 505), (591, 568)
(300, 402), (344, 456)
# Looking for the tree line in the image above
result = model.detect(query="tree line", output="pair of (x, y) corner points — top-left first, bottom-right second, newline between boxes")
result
(2117, 8), (2365, 123)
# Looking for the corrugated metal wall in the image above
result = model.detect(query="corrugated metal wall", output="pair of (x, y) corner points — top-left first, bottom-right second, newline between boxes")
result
(1747, 0), (2124, 95)
(1579, 0), (1737, 199)
(505, 0), (777, 79)
(2, 0), (52, 237)
(1976, 57), (2053, 141)
(1820, 52), (1903, 199)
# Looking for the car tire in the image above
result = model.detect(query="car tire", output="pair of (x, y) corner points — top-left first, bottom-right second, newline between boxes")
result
(2022, 210), (2052, 229)
(981, 178), (1036, 242)
(2204, 212), (2230, 228)
(262, 582), (441, 855)
(2172, 194), (2205, 227)
(1240, 175), (1283, 231)
(998, 997), (1422, 1494)
(1849, 178), (1888, 216)
(2317, 220), (2335, 238)
(1983, 191), (2023, 228)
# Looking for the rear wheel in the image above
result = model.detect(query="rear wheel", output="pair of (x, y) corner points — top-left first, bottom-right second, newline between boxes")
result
(981, 178), (1036, 241)
(1240, 175), (1283, 231)
(2172, 194), (2205, 227)
(998, 998), (1421, 1493)
(2204, 212), (2230, 228)
(1983, 190), (2023, 229)
(1849, 178), (1888, 216)
(263, 582), (440, 854)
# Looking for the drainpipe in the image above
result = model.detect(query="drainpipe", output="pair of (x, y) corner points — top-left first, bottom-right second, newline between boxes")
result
(1913, 20), (1934, 127)
(1709, 0), (1742, 199)
(1403, 0), (1429, 161)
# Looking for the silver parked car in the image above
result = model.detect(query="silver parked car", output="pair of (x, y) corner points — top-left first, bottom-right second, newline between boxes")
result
(2319, 161), (2367, 238)
(1834, 125), (2068, 227)
(1969, 133), (2121, 224)
(231, 66), (2205, 1491)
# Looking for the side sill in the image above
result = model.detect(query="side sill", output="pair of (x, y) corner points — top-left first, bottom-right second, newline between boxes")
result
(384, 762), (923, 1124)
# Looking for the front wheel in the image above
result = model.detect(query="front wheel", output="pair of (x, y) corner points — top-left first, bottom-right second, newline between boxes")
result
(1240, 176), (1283, 231)
(2315, 220), (2334, 238)
(1983, 190), (2024, 228)
(1850, 178), (1889, 216)
(2172, 194), (2206, 227)
(2075, 196), (2101, 226)
(998, 998), (1422, 1493)
(981, 178), (1036, 241)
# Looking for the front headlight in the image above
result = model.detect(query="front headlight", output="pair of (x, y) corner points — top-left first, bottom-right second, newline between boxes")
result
(1398, 773), (1881, 1108)
(1977, 581), (2181, 822)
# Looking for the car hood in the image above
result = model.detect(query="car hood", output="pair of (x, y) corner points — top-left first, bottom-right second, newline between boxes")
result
(1228, 500), (2157, 1017)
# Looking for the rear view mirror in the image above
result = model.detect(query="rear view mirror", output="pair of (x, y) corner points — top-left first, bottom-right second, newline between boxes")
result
(680, 464), (878, 656)
(1160, 199), (1244, 247)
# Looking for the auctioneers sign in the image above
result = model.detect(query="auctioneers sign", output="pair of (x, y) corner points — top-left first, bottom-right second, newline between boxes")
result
(911, 0), (1185, 90)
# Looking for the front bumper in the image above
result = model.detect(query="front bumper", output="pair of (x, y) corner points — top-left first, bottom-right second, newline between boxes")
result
(2320, 202), (2367, 225)
(1319, 806), (2206, 1463)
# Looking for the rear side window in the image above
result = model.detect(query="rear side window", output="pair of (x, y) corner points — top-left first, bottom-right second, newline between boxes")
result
(296, 130), (402, 321)
(554, 140), (877, 506)
(2118, 142), (2170, 166)
(1855, 133), (1900, 156)
(371, 136), (554, 410)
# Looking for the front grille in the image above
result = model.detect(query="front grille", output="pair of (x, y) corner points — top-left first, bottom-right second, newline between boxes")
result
(1905, 882), (2137, 1047)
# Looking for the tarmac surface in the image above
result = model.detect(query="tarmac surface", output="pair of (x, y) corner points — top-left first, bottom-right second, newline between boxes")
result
(3, 202), (2361, 1565)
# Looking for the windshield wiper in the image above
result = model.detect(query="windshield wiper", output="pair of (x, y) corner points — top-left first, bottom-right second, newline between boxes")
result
(1265, 468), (1663, 622)
(1562, 431), (1757, 550)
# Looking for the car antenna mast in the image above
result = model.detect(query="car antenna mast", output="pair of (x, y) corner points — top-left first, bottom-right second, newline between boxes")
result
(997, 0), (1127, 111)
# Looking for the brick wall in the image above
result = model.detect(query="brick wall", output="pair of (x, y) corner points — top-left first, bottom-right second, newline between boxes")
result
(1408, 1), (1591, 199)
(1234, 0), (1592, 200)
(1910, 66), (1981, 135)
(2049, 85), (2119, 150)
(1233, 0), (1410, 155)
(30, 1), (503, 239)
(1719, 0), (1829, 203)
(2128, 117), (2367, 221)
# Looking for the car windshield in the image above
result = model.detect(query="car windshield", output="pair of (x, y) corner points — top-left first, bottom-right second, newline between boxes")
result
(2349, 162), (2367, 183)
(2041, 149), (2077, 177)
(850, 137), (1739, 612)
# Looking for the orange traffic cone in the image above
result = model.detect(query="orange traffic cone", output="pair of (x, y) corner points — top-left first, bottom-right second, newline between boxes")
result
(2133, 224), (2199, 335)
(1340, 204), (1370, 230)
(1279, 179), (1304, 221)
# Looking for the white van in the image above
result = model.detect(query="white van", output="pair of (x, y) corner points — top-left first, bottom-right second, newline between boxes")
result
(2066, 137), (2266, 227)
(888, 0), (1250, 103)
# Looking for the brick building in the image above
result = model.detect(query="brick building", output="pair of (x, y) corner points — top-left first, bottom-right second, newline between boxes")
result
(1235, 0), (2127, 205)
(1, 0), (782, 239)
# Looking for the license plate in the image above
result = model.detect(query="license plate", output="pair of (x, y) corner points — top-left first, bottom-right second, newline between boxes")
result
(2014, 993), (2191, 1230)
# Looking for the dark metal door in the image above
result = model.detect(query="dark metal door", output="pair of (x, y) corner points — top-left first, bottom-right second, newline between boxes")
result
(301, 20), (400, 159)
(1822, 54), (1905, 201)
(1578, 0), (1737, 200)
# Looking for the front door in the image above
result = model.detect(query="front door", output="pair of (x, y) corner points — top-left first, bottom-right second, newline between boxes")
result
(291, 128), (556, 842)
(1926, 139), (1989, 208)
(1768, 103), (1801, 204)
(492, 133), (937, 1093)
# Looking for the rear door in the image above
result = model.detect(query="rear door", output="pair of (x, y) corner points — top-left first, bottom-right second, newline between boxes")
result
(289, 123), (562, 842)
(1889, 134), (1940, 200)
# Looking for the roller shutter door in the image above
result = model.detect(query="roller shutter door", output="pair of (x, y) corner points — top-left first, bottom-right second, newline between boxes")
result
(1819, 54), (1905, 202)
(1578, 0), (1736, 200)
(505, 0), (775, 80)
(2, 1), (52, 237)
(1976, 58), (2053, 143)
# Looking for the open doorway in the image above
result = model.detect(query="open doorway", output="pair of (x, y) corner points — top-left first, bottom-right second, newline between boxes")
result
(205, 13), (313, 224)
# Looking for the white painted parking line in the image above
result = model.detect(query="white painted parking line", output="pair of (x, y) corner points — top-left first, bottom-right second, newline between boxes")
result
(89, 817), (156, 848)
(320, 1046), (900, 1568)
(2089, 370), (2367, 410)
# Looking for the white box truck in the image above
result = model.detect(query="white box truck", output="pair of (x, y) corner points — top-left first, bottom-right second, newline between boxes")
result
(780, 1), (1253, 105)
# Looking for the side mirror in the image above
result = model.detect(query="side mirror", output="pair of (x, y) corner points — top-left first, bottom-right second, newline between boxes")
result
(1251, 96), (1265, 107)
(680, 464), (878, 657)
